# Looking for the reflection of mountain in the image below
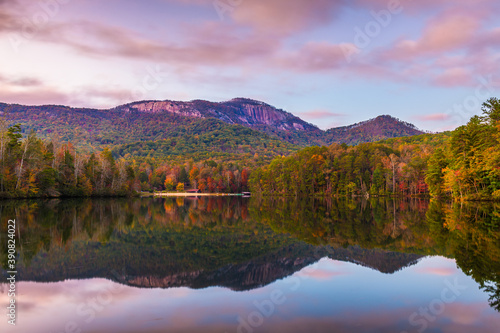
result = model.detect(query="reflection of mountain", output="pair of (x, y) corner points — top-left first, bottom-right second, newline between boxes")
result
(110, 245), (423, 290)
(2, 242), (422, 291)
(0, 197), (498, 310)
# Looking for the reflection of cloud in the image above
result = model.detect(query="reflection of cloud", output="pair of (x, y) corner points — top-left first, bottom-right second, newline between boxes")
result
(415, 267), (457, 276)
(3, 276), (499, 333)
(119, 301), (499, 333)
(301, 269), (346, 280)
(295, 258), (350, 280)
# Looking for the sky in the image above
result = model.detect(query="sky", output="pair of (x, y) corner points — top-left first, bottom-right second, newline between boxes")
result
(1, 0), (500, 131)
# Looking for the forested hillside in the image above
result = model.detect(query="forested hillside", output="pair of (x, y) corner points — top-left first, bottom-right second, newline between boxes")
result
(249, 132), (449, 197)
(426, 98), (500, 200)
(111, 118), (299, 162)
(0, 122), (136, 198)
(250, 98), (500, 202)
(326, 115), (424, 146)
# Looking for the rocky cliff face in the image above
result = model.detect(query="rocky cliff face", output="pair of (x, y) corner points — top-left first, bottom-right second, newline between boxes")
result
(121, 101), (203, 118)
(117, 98), (319, 133)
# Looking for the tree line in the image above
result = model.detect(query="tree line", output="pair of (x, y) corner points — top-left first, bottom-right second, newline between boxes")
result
(249, 139), (435, 197)
(135, 158), (250, 193)
(0, 120), (253, 197)
(426, 98), (500, 200)
(0, 121), (137, 198)
(250, 98), (500, 201)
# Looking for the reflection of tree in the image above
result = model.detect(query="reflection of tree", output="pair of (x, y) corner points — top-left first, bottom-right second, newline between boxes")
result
(249, 197), (500, 312)
(249, 197), (432, 253)
(1, 197), (499, 311)
(483, 282), (500, 311)
(431, 201), (500, 312)
(0, 197), (296, 277)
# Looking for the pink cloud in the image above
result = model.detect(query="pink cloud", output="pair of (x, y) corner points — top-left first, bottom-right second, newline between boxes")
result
(27, 20), (279, 70)
(276, 41), (352, 71)
(432, 67), (473, 87)
(0, 87), (71, 106)
(414, 113), (452, 122)
(171, 0), (344, 35)
(390, 12), (481, 60)
(300, 109), (346, 119)
(356, 0), (495, 12)
(230, 0), (345, 35)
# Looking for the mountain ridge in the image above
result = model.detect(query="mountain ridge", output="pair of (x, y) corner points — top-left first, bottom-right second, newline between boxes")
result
(0, 98), (425, 147)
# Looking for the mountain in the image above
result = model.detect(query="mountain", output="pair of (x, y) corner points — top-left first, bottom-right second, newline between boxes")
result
(0, 99), (424, 148)
(119, 98), (319, 132)
(326, 115), (424, 146)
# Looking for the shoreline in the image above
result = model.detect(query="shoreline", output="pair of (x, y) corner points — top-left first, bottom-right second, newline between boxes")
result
(150, 192), (244, 197)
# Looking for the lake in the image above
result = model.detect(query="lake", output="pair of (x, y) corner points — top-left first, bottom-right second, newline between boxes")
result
(1, 197), (499, 333)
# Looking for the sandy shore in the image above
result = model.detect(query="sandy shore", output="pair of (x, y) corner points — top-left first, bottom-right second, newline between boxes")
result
(151, 192), (240, 197)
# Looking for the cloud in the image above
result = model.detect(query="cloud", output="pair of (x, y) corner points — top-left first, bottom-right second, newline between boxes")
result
(414, 113), (452, 122)
(0, 0), (498, 111)
(0, 74), (71, 105)
(0, 87), (71, 105)
(276, 41), (353, 72)
(173, 0), (346, 35)
(364, 4), (500, 87)
(230, 0), (345, 35)
(0, 75), (42, 87)
(388, 11), (482, 61)
(300, 109), (346, 119)
(20, 20), (279, 71)
(432, 68), (472, 87)
(0, 74), (135, 107)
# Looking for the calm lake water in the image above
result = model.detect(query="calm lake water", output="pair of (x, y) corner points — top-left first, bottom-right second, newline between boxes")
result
(1, 197), (499, 333)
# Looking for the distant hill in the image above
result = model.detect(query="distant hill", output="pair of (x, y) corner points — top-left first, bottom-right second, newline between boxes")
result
(0, 99), (425, 149)
(326, 115), (424, 146)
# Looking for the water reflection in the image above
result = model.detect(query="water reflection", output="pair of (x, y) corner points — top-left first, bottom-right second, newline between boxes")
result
(0, 197), (499, 332)
(251, 197), (500, 312)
